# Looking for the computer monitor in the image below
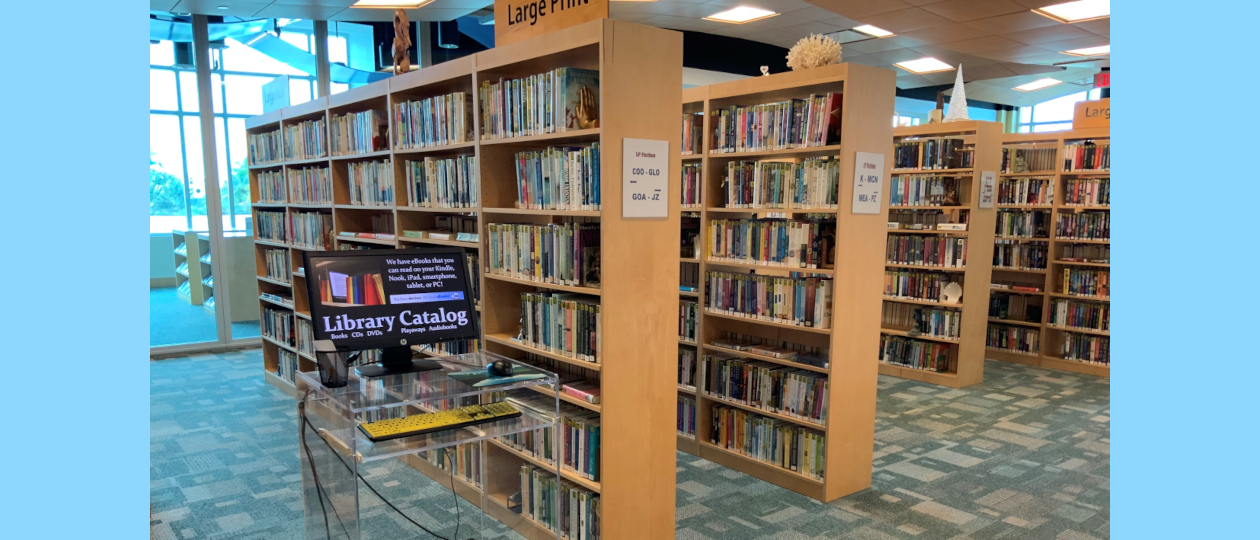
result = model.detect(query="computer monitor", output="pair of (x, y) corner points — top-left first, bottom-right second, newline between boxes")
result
(303, 247), (480, 377)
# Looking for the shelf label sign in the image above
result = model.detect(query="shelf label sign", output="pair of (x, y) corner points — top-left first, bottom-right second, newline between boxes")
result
(851, 151), (884, 214)
(979, 171), (996, 209)
(494, 0), (609, 47)
(262, 75), (290, 114)
(1073, 98), (1110, 129)
(622, 138), (669, 218)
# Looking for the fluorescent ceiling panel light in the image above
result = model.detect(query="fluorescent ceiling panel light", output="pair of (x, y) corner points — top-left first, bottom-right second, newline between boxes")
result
(704, 6), (779, 24)
(1014, 78), (1063, 91)
(853, 24), (894, 38)
(351, 0), (435, 8)
(1034, 0), (1110, 23)
(894, 57), (954, 74)
(1063, 44), (1110, 56)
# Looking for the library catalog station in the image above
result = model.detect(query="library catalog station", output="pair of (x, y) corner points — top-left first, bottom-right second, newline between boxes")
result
(149, 1), (1111, 539)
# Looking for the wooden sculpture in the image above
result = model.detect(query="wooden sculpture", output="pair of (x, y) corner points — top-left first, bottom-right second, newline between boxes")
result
(392, 9), (412, 75)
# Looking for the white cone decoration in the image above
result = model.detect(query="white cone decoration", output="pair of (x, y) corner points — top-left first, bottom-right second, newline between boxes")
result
(944, 64), (970, 122)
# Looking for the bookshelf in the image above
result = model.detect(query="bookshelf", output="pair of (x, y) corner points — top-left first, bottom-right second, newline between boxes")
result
(170, 229), (258, 322)
(677, 85), (705, 456)
(670, 63), (895, 502)
(985, 127), (1110, 377)
(246, 20), (681, 540)
(877, 121), (1001, 388)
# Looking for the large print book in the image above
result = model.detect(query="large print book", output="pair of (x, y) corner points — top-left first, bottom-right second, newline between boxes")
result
(560, 68), (600, 131)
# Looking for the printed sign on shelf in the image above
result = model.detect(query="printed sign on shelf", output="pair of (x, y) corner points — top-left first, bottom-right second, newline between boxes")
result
(1073, 98), (1110, 129)
(979, 171), (996, 209)
(262, 75), (290, 113)
(622, 138), (669, 218)
(851, 151), (885, 214)
(494, 0), (609, 47)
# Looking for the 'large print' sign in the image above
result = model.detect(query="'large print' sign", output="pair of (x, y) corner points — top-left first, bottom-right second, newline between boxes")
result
(494, 0), (609, 47)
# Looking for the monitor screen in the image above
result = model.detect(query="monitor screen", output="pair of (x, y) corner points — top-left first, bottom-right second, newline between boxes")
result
(303, 247), (479, 351)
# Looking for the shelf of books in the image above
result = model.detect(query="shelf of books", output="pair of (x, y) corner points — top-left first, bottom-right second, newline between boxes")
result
(878, 121), (1001, 388)
(985, 127), (1110, 377)
(670, 63), (894, 502)
(246, 21), (682, 540)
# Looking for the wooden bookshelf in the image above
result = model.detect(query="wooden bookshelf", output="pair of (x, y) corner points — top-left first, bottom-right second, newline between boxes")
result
(985, 127), (1111, 377)
(671, 63), (894, 502)
(247, 20), (681, 539)
(876, 121), (1002, 388)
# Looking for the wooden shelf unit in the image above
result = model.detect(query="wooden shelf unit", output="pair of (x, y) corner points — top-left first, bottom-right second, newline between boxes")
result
(877, 121), (1002, 388)
(985, 127), (1111, 377)
(246, 20), (682, 540)
(671, 63), (895, 502)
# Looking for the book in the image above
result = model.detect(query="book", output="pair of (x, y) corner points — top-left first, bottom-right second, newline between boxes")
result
(1063, 177), (1110, 206)
(719, 157), (840, 209)
(996, 210), (1049, 239)
(1055, 211), (1110, 240)
(882, 302), (961, 340)
(479, 67), (600, 140)
(405, 155), (478, 209)
(884, 269), (960, 303)
(283, 118), (327, 160)
(987, 325), (1040, 354)
(392, 92), (473, 150)
(288, 166), (333, 204)
(487, 222), (601, 288)
(989, 293), (1040, 323)
(709, 405), (826, 480)
(893, 138), (973, 170)
(402, 230), (424, 238)
(1061, 333), (1109, 364)
(517, 292), (602, 363)
(289, 211), (333, 249)
(886, 234), (967, 269)
(330, 109), (387, 156)
(678, 395), (697, 437)
(681, 162), (702, 208)
(1061, 268), (1109, 298)
(678, 300), (698, 342)
(248, 129), (282, 165)
(1000, 147), (1055, 173)
(1049, 297), (1110, 332)
(1063, 140), (1110, 172)
(889, 209), (966, 231)
(263, 248), (291, 282)
(562, 381), (601, 404)
(256, 210), (287, 242)
(513, 144), (601, 211)
(708, 92), (841, 153)
(257, 170), (286, 203)
(888, 176), (960, 207)
(707, 217), (835, 269)
(993, 239), (1048, 271)
(705, 271), (833, 329)
(348, 159), (394, 206)
(879, 334), (950, 372)
(997, 176), (1055, 206)
(701, 354), (829, 424)
(456, 232), (478, 243)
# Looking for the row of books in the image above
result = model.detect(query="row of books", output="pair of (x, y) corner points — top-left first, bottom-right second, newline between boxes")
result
(893, 138), (973, 171)
(1060, 244), (1109, 263)
(277, 349), (299, 384)
(881, 303), (961, 341)
(701, 355), (829, 425)
(1063, 178), (1110, 206)
(262, 248), (290, 282)
(289, 166), (333, 205)
(997, 177), (1054, 206)
(680, 258), (701, 291)
(414, 339), (481, 357)
(884, 269), (960, 303)
(297, 318), (314, 356)
(705, 272), (833, 329)
(886, 234), (967, 269)
(709, 93), (842, 153)
(888, 209), (967, 231)
(518, 464), (601, 540)
(986, 325), (1039, 355)
(707, 218), (834, 269)
(989, 293), (1040, 323)
(291, 211), (334, 249)
(1048, 298), (1109, 332)
(678, 348), (697, 388)
(263, 307), (295, 347)
(1063, 141), (1109, 172)
(256, 210), (287, 243)
(720, 158), (841, 209)
(392, 92), (473, 150)
(710, 405), (826, 480)
(1000, 147), (1055, 173)
(996, 210), (1048, 239)
(993, 240), (1048, 271)
(888, 176), (961, 207)
(682, 112), (703, 155)
(709, 332), (829, 369)
(479, 67), (600, 140)
(320, 271), (386, 306)
(1056, 212), (1109, 240)
(249, 129), (282, 165)
(518, 292), (602, 363)
(417, 443), (481, 488)
(435, 215), (477, 234)
(517, 353), (600, 402)
(486, 222), (601, 288)
(1061, 268), (1110, 298)
(499, 396), (601, 476)
(1061, 334), (1109, 364)
(991, 281), (1042, 293)
(285, 119), (327, 161)
(681, 162), (702, 208)
(681, 212), (702, 260)
(878, 335), (950, 372)
(514, 144), (601, 211)
(257, 170), (286, 203)
(679, 300), (698, 343)
(404, 155), (478, 208)
(678, 395), (697, 438)
(347, 159), (394, 206)
(464, 252), (480, 304)
(330, 110), (387, 156)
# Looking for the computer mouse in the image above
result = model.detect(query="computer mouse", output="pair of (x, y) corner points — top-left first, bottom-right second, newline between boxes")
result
(487, 360), (514, 377)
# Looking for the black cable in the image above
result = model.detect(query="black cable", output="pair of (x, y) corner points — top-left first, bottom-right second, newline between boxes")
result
(443, 449), (465, 540)
(299, 390), (352, 540)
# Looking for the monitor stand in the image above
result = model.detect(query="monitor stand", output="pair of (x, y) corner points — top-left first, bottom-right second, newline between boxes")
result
(354, 346), (442, 378)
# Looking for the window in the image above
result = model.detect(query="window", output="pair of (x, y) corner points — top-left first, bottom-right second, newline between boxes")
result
(1018, 88), (1103, 133)
(893, 115), (921, 127)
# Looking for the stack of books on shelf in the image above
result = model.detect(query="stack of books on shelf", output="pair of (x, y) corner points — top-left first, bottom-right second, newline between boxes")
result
(288, 166), (333, 204)
(679, 258), (700, 292)
(719, 158), (840, 209)
(263, 307), (295, 346)
(290, 211), (334, 249)
(1061, 268), (1110, 298)
(404, 215), (478, 242)
(709, 93), (842, 153)
(1060, 244), (1109, 263)
(479, 67), (600, 139)
(677, 395), (697, 438)
(1000, 147), (1055, 173)
(681, 112), (703, 155)
(256, 210), (287, 243)
(464, 252), (480, 305)
(1056, 212), (1110, 240)
(888, 210), (967, 231)
(709, 332), (829, 369)
(338, 215), (395, 241)
(277, 349), (299, 384)
(415, 339), (481, 356)
(993, 240), (1047, 270)
(518, 465), (600, 540)
(989, 294), (1039, 323)
(679, 300), (698, 343)
(1063, 140), (1110, 171)
(1048, 298), (1109, 332)
(997, 177), (1054, 206)
(513, 144), (602, 211)
(517, 292), (601, 363)
(893, 138), (973, 170)
(986, 325), (1039, 354)
(405, 155), (478, 208)
(888, 176), (961, 207)
(1061, 334), (1109, 364)
(392, 92), (473, 149)
(330, 110), (387, 156)
(418, 443), (482, 487)
(681, 162), (702, 208)
(705, 271), (833, 329)
(681, 212), (701, 259)
(347, 159), (394, 206)
(995, 210), (1048, 239)
(701, 355), (829, 425)
(257, 170), (286, 203)
(885, 235), (967, 269)
(297, 319), (314, 356)
(263, 248), (290, 282)
(283, 118), (327, 160)
(486, 223), (601, 287)
(319, 272), (386, 306)
(710, 405), (826, 480)
(707, 218), (834, 269)
(878, 335), (949, 372)
(881, 302), (961, 341)
(248, 129), (282, 165)
(884, 269), (960, 303)
(1063, 178), (1110, 206)
(678, 348), (697, 389)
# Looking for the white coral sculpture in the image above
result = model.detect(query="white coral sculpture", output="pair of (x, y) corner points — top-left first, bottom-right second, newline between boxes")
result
(786, 34), (841, 72)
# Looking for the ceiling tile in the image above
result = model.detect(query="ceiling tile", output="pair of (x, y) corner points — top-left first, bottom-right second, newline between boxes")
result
(1002, 24), (1094, 45)
(909, 44), (994, 66)
(806, 0), (914, 20)
(920, 70), (960, 85)
(893, 73), (934, 89)
(426, 0), (492, 8)
(1073, 18), (1110, 36)
(962, 63), (1018, 80)
(1011, 0), (1068, 8)
(700, 0), (822, 15)
(270, 0), (356, 6)
(747, 29), (810, 48)
(1003, 62), (1067, 76)
(784, 6), (861, 28)
(609, 6), (654, 22)
(920, 0), (1025, 22)
(867, 47), (943, 65)
(975, 44), (1052, 62)
(172, 0), (270, 17)
(1038, 36), (1109, 52)
(779, 20), (847, 38)
(256, 5), (348, 18)
(843, 37), (907, 54)
(894, 22), (992, 44)
(619, 2), (705, 17)
(331, 7), (470, 21)
(862, 8), (955, 34)
(903, 0), (950, 5)
(941, 35), (1025, 53)
(641, 14), (729, 33)
(963, 10), (1060, 34)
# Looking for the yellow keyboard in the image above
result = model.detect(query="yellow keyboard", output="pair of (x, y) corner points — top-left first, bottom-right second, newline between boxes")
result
(358, 402), (522, 442)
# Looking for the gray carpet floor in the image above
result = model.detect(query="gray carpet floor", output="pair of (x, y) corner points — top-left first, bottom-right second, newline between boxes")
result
(150, 287), (260, 347)
(151, 350), (1109, 540)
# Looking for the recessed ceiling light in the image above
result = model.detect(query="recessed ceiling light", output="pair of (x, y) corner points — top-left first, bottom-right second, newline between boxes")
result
(1063, 44), (1110, 56)
(1014, 78), (1063, 92)
(704, 6), (779, 24)
(894, 57), (954, 74)
(1033, 0), (1110, 23)
(853, 24), (894, 38)
(216, 5), (229, 9)
(351, 0), (435, 8)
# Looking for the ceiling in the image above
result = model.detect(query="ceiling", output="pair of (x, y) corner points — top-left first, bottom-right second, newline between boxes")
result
(151, 0), (1109, 106)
